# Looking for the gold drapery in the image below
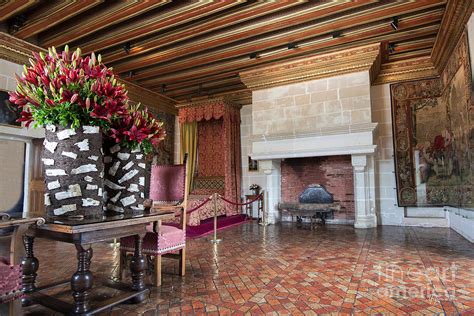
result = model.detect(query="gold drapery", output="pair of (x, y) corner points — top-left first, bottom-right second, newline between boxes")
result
(180, 121), (198, 196)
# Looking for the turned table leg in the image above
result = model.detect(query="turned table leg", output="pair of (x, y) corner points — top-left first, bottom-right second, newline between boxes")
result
(21, 235), (38, 293)
(129, 233), (147, 303)
(71, 244), (93, 314)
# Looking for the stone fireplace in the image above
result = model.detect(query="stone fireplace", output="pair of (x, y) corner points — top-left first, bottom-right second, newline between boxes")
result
(244, 69), (379, 228)
(240, 44), (382, 229)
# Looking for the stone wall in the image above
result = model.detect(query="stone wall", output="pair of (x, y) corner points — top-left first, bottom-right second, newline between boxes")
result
(252, 71), (371, 137)
(281, 156), (355, 221)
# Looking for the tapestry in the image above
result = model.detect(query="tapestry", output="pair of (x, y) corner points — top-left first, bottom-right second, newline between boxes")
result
(391, 32), (473, 208)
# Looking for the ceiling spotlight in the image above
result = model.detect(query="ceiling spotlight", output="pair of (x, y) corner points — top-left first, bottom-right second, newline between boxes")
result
(160, 84), (166, 93)
(388, 43), (395, 54)
(128, 70), (135, 77)
(123, 42), (131, 54)
(9, 14), (26, 33)
(288, 43), (298, 50)
(249, 52), (259, 59)
(198, 83), (203, 95)
(390, 16), (399, 30)
(332, 31), (342, 39)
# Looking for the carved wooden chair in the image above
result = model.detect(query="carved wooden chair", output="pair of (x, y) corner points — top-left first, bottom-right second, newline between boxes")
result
(0, 213), (44, 316)
(120, 155), (188, 286)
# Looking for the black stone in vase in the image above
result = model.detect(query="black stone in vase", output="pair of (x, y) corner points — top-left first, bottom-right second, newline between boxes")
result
(42, 125), (104, 218)
(299, 184), (334, 204)
(103, 142), (146, 215)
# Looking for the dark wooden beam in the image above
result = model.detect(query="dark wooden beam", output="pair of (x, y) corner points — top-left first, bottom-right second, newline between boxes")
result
(0, 0), (37, 22)
(11, 1), (101, 39)
(38, 1), (168, 48)
(111, 1), (375, 73)
(71, 1), (241, 55)
(101, 1), (301, 64)
(137, 23), (440, 89)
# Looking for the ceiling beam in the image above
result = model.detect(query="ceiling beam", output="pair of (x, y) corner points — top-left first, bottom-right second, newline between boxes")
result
(71, 1), (241, 55)
(119, 2), (444, 80)
(101, 1), (302, 64)
(430, 0), (473, 72)
(11, 1), (101, 39)
(38, 1), (168, 48)
(137, 23), (440, 88)
(111, 1), (375, 73)
(0, 0), (37, 22)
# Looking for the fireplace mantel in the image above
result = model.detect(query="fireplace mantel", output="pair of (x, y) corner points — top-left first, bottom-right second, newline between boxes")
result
(251, 122), (377, 160)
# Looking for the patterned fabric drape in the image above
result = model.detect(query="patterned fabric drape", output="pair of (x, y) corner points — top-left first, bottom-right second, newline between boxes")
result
(197, 118), (225, 177)
(178, 101), (226, 123)
(180, 122), (198, 197)
(223, 107), (242, 216)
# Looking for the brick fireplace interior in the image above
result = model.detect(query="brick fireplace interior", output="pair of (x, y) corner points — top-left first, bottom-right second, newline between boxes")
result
(281, 155), (355, 221)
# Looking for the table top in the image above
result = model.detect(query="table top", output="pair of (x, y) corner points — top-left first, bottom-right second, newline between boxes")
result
(37, 211), (175, 234)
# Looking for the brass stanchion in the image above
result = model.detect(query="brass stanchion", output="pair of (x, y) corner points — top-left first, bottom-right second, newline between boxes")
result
(210, 192), (222, 244)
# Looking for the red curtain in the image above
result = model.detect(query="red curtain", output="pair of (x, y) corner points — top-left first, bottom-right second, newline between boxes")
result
(223, 107), (241, 216)
(197, 118), (224, 177)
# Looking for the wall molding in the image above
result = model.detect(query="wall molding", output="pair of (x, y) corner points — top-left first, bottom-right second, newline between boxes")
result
(0, 32), (177, 114)
(431, 0), (473, 73)
(240, 43), (381, 90)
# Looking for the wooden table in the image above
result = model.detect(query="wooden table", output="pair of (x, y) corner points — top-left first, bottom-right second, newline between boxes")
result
(22, 212), (174, 315)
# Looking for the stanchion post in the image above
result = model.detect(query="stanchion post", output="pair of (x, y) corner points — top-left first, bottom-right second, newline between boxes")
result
(210, 193), (222, 244)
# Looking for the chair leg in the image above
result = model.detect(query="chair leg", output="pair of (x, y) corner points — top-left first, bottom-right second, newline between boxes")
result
(9, 300), (21, 316)
(118, 250), (126, 280)
(154, 255), (162, 287)
(179, 248), (186, 276)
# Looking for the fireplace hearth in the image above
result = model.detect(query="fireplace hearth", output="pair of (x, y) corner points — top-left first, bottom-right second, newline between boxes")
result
(278, 184), (341, 226)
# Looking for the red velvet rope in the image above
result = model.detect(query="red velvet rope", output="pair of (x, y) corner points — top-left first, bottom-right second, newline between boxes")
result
(186, 197), (212, 214)
(176, 193), (262, 218)
(220, 194), (263, 206)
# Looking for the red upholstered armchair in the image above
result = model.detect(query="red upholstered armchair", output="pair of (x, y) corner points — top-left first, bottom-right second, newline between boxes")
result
(120, 155), (188, 286)
(0, 213), (44, 316)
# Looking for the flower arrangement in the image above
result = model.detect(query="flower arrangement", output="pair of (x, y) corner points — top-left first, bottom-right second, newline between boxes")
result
(108, 104), (166, 154)
(250, 184), (261, 195)
(8, 46), (127, 129)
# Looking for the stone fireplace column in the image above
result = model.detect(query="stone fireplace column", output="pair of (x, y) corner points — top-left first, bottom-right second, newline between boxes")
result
(259, 159), (281, 224)
(351, 154), (377, 228)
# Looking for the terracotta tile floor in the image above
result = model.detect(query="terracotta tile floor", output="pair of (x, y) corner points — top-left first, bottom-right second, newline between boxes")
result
(22, 223), (474, 315)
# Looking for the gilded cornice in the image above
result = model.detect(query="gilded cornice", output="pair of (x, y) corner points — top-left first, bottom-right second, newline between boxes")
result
(373, 56), (439, 85)
(239, 43), (381, 90)
(0, 32), (177, 114)
(0, 32), (43, 64)
(430, 0), (472, 73)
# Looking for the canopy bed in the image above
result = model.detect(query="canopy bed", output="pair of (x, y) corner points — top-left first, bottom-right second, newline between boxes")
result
(178, 98), (242, 226)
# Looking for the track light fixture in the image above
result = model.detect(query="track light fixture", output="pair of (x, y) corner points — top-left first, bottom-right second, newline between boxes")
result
(123, 42), (131, 54)
(390, 16), (399, 30)
(160, 84), (166, 93)
(128, 70), (135, 77)
(249, 52), (259, 59)
(332, 31), (342, 39)
(288, 43), (298, 50)
(388, 43), (395, 54)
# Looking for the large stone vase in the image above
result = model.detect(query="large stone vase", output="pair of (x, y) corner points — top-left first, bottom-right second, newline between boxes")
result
(43, 125), (104, 218)
(103, 142), (146, 215)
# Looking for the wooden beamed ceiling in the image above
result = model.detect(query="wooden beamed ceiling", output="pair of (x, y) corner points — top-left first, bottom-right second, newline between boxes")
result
(0, 0), (455, 105)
